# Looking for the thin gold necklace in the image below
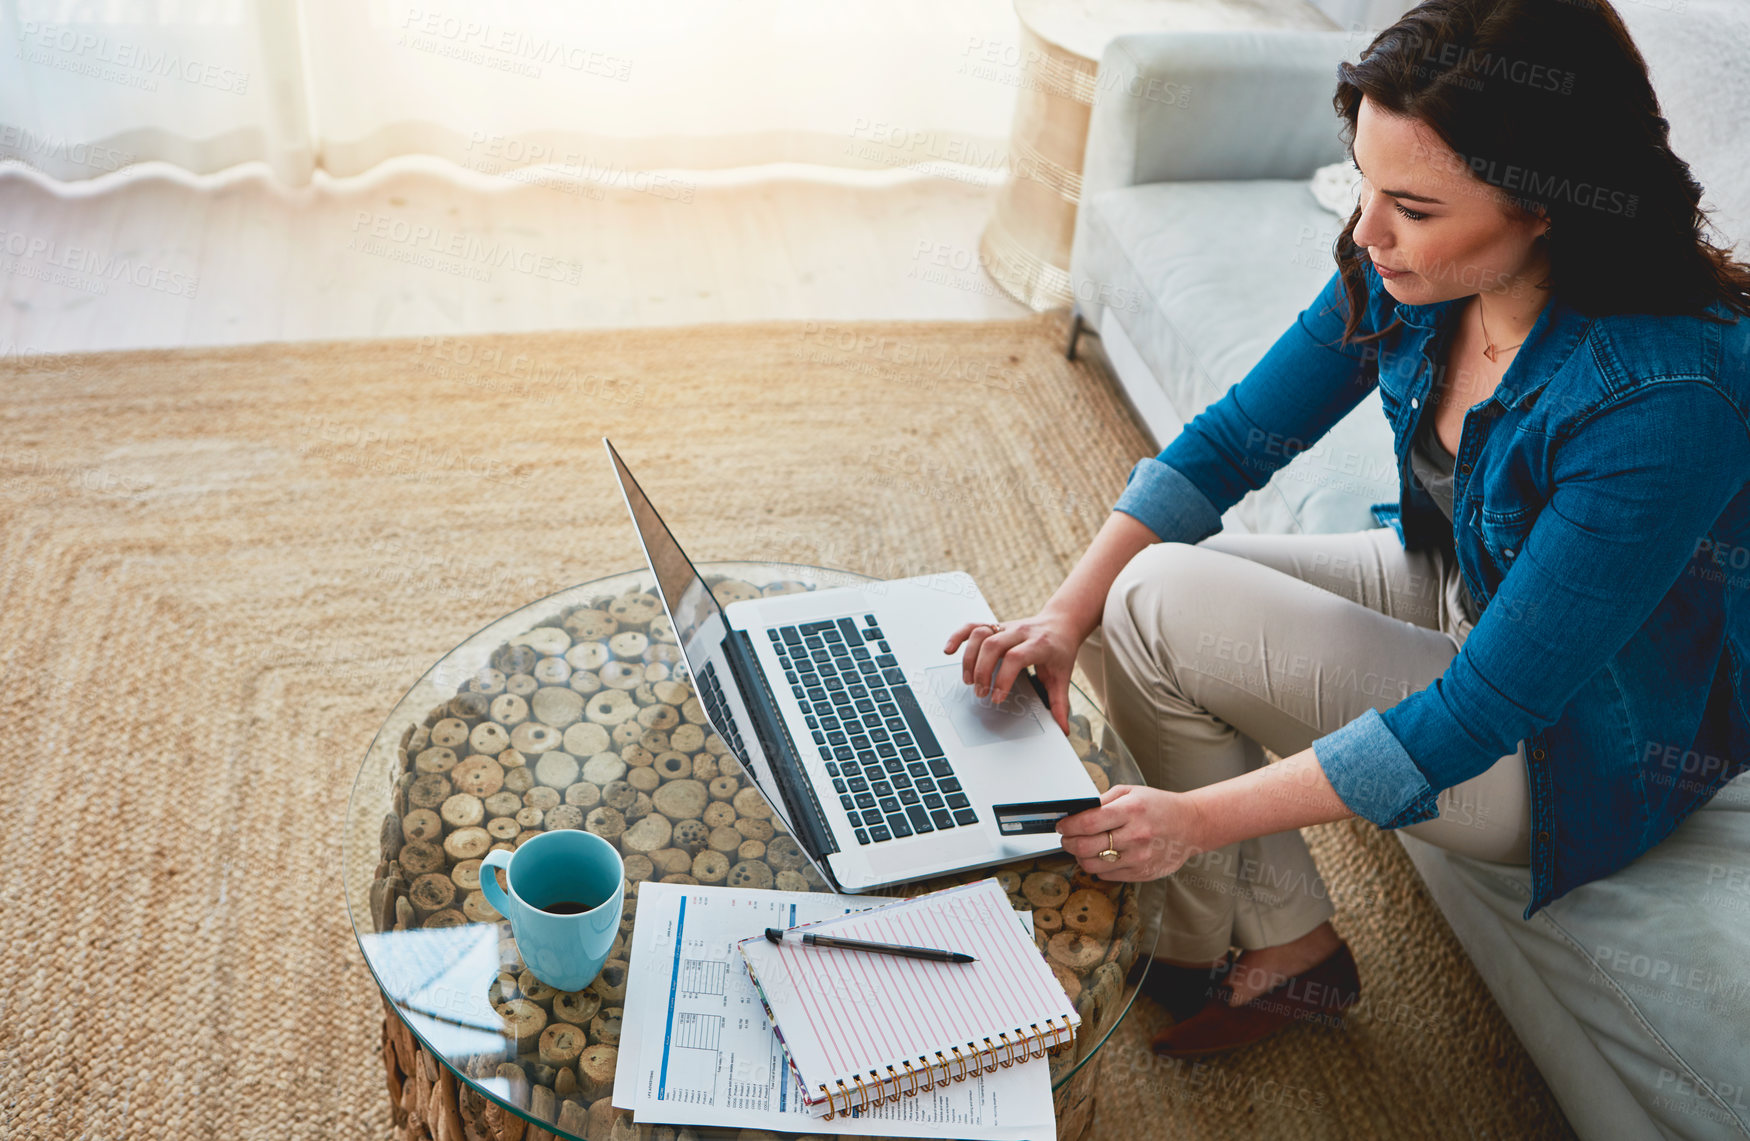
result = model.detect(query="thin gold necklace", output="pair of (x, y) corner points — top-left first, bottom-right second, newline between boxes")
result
(1477, 298), (1525, 363)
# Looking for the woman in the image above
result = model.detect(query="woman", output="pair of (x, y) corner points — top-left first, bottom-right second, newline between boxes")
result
(946, 0), (1750, 1056)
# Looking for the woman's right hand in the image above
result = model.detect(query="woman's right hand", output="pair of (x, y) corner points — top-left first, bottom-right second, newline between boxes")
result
(941, 608), (1087, 736)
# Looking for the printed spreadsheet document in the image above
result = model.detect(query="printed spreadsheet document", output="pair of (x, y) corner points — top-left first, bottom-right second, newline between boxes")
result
(614, 881), (1054, 1138)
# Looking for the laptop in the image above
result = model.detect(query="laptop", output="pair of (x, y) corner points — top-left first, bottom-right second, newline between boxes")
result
(603, 437), (1099, 893)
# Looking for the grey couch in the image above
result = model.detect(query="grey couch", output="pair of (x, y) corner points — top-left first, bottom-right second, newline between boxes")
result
(1068, 12), (1750, 1141)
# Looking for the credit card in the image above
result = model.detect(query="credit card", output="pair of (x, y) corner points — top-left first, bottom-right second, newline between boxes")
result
(992, 797), (1102, 835)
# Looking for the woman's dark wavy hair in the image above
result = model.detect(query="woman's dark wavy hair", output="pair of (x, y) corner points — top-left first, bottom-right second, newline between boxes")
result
(1331, 0), (1750, 345)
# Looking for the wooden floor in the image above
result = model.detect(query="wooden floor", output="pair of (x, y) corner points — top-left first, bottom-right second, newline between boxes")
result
(0, 160), (1032, 356)
(0, 0), (1342, 356)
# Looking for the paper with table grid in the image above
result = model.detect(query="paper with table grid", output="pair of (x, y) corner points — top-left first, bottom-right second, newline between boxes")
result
(615, 881), (1052, 1138)
(738, 877), (1080, 1118)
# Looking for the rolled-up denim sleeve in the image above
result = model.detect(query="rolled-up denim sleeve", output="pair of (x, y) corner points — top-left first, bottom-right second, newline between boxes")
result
(1313, 380), (1750, 827)
(1111, 266), (1385, 543)
(1311, 707), (1440, 827)
(1112, 457), (1224, 548)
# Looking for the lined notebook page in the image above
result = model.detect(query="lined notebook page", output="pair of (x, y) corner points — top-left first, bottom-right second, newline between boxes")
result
(738, 877), (1078, 1101)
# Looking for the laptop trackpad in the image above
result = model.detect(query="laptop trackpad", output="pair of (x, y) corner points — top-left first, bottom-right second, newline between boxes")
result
(918, 663), (1044, 748)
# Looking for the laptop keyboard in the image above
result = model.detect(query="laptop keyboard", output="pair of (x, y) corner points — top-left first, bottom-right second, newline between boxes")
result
(696, 662), (749, 768)
(768, 614), (979, 846)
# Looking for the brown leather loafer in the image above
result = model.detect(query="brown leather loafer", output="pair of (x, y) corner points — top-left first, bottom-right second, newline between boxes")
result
(1137, 949), (1239, 1023)
(1149, 942), (1361, 1057)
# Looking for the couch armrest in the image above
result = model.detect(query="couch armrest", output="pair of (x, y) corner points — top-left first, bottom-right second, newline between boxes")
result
(1082, 30), (1357, 196)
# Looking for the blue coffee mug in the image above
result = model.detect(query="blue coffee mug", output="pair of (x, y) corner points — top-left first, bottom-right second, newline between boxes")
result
(479, 829), (625, 992)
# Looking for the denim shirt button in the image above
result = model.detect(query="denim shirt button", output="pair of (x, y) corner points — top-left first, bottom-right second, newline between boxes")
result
(1537, 830), (1550, 843)
(1532, 747), (1546, 760)
(1410, 397), (1419, 409)
(1460, 462), (1472, 474)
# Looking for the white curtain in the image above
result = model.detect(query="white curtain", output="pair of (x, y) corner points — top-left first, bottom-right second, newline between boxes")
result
(0, 0), (1022, 186)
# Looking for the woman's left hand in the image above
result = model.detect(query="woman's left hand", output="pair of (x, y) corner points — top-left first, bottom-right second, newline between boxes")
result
(1056, 784), (1206, 881)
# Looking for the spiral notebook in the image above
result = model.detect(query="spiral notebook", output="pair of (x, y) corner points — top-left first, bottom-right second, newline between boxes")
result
(737, 876), (1080, 1119)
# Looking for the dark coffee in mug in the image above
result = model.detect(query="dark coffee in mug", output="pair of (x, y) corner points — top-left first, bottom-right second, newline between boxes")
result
(538, 895), (603, 915)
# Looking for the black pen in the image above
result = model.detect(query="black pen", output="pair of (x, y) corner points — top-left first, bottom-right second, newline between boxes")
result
(765, 927), (976, 964)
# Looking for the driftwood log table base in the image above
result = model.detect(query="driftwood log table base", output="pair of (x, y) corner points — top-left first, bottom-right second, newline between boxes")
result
(363, 570), (1143, 1141)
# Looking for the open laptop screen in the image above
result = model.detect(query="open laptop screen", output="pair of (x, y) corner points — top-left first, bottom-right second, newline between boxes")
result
(603, 436), (822, 866)
(602, 438), (727, 688)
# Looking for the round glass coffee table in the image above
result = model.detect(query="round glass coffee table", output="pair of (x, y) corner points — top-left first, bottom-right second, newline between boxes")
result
(340, 563), (1163, 1141)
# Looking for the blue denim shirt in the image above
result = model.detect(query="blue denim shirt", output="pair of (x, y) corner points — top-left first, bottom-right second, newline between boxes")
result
(1112, 261), (1750, 918)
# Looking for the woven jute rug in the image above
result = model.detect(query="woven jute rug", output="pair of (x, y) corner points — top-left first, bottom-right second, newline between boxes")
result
(0, 313), (1573, 1139)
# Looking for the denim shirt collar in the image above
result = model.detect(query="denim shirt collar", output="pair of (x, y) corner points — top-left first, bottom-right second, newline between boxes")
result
(1391, 288), (1594, 410)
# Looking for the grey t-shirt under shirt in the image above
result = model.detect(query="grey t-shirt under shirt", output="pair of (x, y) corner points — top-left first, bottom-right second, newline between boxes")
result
(1409, 417), (1483, 625)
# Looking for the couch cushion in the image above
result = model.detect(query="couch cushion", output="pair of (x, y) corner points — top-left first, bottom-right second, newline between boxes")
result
(1617, 0), (1750, 256)
(1398, 775), (1750, 1141)
(1079, 178), (1399, 534)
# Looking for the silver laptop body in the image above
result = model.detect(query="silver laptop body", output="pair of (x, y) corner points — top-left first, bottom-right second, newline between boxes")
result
(604, 437), (1098, 893)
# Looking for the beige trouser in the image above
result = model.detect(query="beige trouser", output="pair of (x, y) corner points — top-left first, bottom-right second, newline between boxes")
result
(1074, 527), (1532, 962)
